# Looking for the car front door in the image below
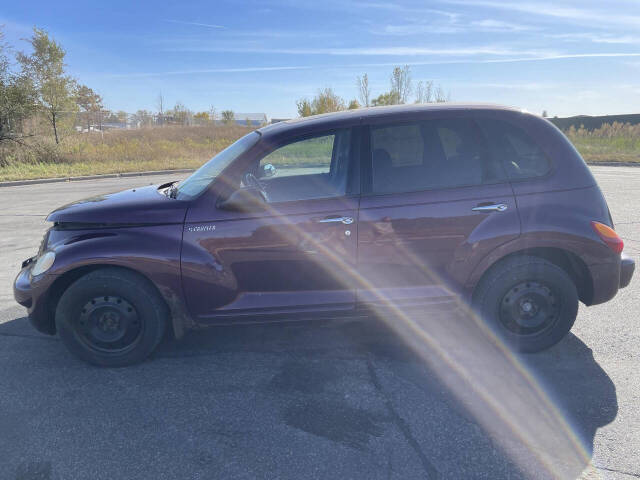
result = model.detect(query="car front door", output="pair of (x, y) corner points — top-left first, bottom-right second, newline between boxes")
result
(181, 128), (360, 322)
(356, 115), (520, 309)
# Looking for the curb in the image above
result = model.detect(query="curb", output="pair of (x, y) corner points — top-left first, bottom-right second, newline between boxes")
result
(0, 169), (195, 188)
(585, 161), (640, 167)
(0, 162), (637, 188)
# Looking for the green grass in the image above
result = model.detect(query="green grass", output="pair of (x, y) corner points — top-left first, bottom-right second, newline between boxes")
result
(262, 134), (334, 168)
(0, 157), (207, 181)
(568, 137), (640, 163)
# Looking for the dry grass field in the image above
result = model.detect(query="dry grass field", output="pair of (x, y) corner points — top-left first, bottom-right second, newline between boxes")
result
(564, 122), (640, 164)
(0, 121), (638, 182)
(0, 125), (254, 181)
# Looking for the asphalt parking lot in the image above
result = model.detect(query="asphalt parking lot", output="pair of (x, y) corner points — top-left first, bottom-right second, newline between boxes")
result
(0, 166), (638, 479)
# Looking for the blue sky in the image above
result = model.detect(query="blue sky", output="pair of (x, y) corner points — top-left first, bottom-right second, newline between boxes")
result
(3, 0), (640, 118)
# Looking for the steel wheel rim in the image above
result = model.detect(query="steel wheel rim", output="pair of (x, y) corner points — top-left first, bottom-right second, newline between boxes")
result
(499, 281), (561, 336)
(74, 295), (144, 354)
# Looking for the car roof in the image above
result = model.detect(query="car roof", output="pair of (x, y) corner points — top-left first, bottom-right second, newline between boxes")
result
(259, 103), (525, 137)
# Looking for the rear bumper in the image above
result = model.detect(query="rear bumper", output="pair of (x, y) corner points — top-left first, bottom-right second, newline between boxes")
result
(620, 254), (635, 289)
(588, 254), (634, 305)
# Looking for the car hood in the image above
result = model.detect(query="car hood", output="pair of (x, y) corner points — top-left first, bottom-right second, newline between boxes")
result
(47, 184), (188, 225)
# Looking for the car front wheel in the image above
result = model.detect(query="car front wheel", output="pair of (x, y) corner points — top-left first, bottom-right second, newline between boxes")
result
(55, 268), (167, 367)
(473, 255), (579, 353)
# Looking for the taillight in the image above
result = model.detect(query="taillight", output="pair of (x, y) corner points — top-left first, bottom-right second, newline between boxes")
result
(591, 221), (624, 254)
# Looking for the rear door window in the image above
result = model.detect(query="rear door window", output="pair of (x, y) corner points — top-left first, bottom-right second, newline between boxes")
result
(477, 118), (551, 180)
(369, 118), (506, 194)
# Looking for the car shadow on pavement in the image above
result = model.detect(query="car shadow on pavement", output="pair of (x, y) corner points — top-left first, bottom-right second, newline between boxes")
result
(0, 314), (617, 479)
(152, 312), (619, 478)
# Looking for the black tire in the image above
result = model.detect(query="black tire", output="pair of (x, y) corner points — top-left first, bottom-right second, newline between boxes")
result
(55, 268), (168, 367)
(472, 255), (579, 353)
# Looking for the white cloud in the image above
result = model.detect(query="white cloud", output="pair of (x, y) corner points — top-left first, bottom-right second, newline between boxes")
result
(380, 24), (461, 35)
(469, 19), (538, 32)
(331, 1), (459, 19)
(443, 1), (640, 28)
(548, 33), (640, 45)
(99, 52), (640, 81)
(487, 52), (640, 63)
(164, 20), (225, 29)
(221, 30), (335, 39)
(334, 52), (640, 67)
(105, 66), (312, 78)
(451, 82), (558, 91)
(380, 18), (538, 35)
(166, 45), (558, 57)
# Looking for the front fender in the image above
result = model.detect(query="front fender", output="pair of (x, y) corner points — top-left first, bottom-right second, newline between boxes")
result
(46, 224), (194, 337)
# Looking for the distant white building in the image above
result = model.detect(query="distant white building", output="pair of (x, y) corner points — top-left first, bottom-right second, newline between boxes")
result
(75, 122), (127, 133)
(215, 112), (267, 126)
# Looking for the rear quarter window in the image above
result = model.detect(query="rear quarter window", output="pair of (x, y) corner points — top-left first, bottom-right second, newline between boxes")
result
(477, 117), (551, 180)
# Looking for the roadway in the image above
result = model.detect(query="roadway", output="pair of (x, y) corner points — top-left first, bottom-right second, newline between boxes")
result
(0, 166), (638, 479)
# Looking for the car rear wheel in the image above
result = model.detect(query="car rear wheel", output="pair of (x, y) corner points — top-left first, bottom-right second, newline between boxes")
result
(55, 268), (167, 367)
(473, 256), (579, 353)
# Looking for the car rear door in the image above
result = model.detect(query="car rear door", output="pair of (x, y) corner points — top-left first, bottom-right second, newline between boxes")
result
(356, 114), (520, 309)
(181, 127), (360, 322)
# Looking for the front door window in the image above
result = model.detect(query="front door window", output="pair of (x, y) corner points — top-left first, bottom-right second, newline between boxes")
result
(254, 129), (351, 203)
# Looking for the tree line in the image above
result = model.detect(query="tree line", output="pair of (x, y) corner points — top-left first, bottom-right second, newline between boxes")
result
(134, 98), (244, 129)
(0, 27), (109, 145)
(0, 26), (246, 148)
(296, 66), (450, 117)
(1, 25), (451, 149)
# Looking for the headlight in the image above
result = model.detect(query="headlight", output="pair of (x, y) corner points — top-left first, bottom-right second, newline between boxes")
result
(38, 229), (51, 255)
(31, 251), (56, 276)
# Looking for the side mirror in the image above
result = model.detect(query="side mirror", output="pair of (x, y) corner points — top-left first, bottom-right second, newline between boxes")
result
(218, 186), (267, 212)
(259, 163), (277, 179)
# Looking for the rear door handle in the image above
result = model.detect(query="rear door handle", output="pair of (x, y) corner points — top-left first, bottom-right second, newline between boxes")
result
(317, 216), (354, 225)
(472, 203), (508, 212)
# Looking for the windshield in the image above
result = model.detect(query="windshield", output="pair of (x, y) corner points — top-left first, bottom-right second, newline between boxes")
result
(175, 131), (260, 200)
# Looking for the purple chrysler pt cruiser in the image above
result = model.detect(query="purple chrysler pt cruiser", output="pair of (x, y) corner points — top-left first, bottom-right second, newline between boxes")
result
(14, 104), (635, 366)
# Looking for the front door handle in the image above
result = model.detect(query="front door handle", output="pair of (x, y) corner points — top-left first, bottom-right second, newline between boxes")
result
(317, 216), (354, 225)
(471, 203), (508, 212)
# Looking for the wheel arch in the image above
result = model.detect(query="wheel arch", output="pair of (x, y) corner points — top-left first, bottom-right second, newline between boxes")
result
(46, 264), (189, 338)
(472, 247), (593, 305)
